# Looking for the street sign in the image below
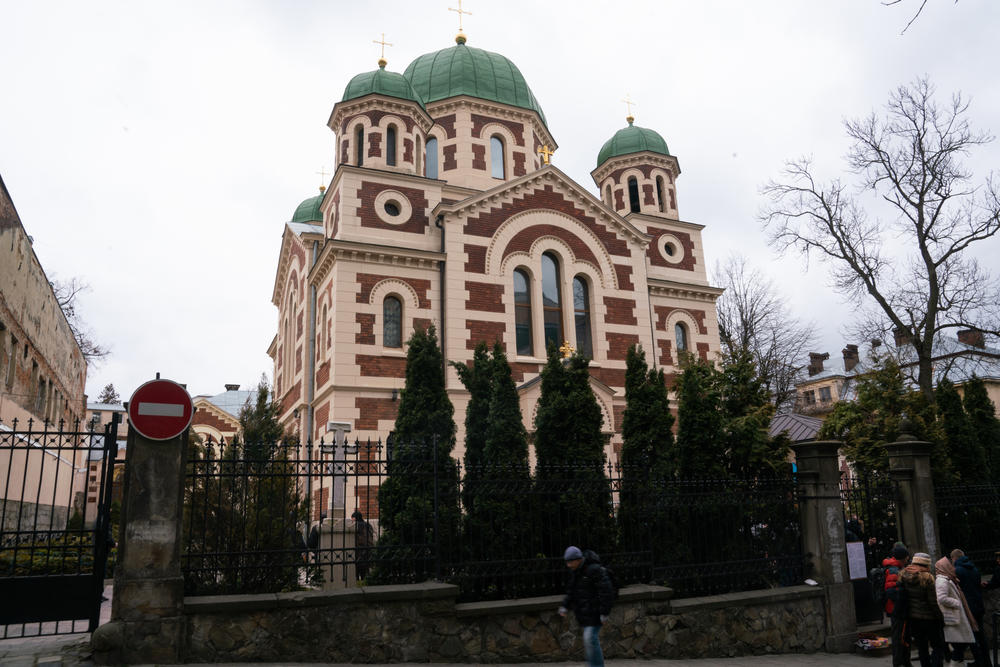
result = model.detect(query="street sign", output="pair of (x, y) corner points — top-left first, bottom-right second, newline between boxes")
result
(127, 379), (193, 441)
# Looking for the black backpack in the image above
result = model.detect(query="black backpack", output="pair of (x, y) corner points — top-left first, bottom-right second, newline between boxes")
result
(602, 565), (621, 602)
(870, 566), (886, 605)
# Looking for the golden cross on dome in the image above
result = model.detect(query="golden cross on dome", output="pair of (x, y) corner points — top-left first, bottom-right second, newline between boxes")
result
(373, 33), (393, 67)
(537, 144), (554, 165)
(316, 167), (329, 192)
(559, 340), (575, 359)
(622, 94), (637, 123)
(449, 0), (472, 42)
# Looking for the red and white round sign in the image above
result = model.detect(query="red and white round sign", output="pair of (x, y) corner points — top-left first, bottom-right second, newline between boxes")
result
(128, 379), (194, 441)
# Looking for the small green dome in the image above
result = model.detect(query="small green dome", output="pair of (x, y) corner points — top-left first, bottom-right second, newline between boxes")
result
(342, 63), (425, 107)
(596, 119), (670, 168)
(403, 42), (547, 126)
(291, 192), (323, 223)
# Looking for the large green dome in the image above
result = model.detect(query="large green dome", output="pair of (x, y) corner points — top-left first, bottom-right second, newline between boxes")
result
(597, 119), (670, 167)
(291, 192), (323, 224)
(403, 42), (547, 126)
(342, 63), (425, 107)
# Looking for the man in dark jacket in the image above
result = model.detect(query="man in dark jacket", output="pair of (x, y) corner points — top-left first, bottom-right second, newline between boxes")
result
(882, 543), (912, 667)
(559, 546), (614, 667)
(951, 548), (992, 666)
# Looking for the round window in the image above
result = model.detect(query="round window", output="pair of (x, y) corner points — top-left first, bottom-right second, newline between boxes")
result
(384, 201), (401, 217)
(664, 242), (676, 256)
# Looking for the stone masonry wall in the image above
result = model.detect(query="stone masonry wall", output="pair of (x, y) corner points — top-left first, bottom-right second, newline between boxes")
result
(182, 583), (826, 663)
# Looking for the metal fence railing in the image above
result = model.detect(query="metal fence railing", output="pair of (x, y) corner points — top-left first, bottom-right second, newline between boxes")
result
(936, 482), (1000, 572)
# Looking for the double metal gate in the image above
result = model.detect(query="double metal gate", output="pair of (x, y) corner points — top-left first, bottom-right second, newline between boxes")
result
(0, 414), (120, 637)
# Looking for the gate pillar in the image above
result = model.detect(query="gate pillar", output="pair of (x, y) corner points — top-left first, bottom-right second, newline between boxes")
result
(885, 420), (940, 560)
(792, 440), (855, 652)
(91, 426), (187, 664)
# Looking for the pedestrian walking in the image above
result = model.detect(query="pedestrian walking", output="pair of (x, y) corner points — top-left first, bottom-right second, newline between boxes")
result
(878, 542), (912, 666)
(901, 552), (947, 667)
(558, 545), (615, 667)
(950, 549), (991, 666)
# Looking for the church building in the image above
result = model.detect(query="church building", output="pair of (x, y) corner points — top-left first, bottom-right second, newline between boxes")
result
(269, 32), (723, 463)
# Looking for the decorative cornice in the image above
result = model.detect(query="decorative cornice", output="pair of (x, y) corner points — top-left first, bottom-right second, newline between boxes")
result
(192, 398), (241, 429)
(591, 151), (682, 184)
(271, 227), (316, 305)
(648, 278), (725, 302)
(309, 238), (445, 287)
(425, 96), (557, 150)
(328, 94), (434, 135)
(630, 213), (706, 232)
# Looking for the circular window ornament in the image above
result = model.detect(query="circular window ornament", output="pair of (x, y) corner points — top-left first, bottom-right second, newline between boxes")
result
(657, 233), (685, 265)
(374, 190), (412, 225)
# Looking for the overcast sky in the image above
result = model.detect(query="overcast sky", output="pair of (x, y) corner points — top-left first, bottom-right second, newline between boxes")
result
(2, 0), (999, 402)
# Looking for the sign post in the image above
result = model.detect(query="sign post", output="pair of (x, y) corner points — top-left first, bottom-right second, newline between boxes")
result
(127, 378), (193, 441)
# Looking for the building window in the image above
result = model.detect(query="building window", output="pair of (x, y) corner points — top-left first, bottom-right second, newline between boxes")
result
(675, 322), (688, 352)
(627, 177), (640, 213)
(5, 334), (14, 389)
(386, 124), (397, 166)
(803, 390), (816, 405)
(656, 176), (666, 213)
(490, 135), (505, 179)
(320, 305), (328, 362)
(426, 137), (438, 178)
(819, 386), (832, 402)
(355, 126), (364, 166)
(573, 276), (592, 358)
(415, 135), (422, 173)
(514, 269), (532, 356)
(383, 296), (402, 348)
(605, 184), (612, 207)
(541, 252), (563, 350)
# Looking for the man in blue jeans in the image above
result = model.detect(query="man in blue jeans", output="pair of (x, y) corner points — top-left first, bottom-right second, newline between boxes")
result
(559, 546), (615, 667)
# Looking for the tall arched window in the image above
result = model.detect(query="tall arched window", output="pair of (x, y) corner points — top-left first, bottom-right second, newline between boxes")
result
(415, 135), (422, 174)
(605, 184), (612, 207)
(383, 296), (402, 348)
(320, 304), (328, 361)
(675, 322), (688, 353)
(355, 126), (365, 166)
(573, 276), (592, 358)
(541, 253), (563, 350)
(425, 137), (438, 178)
(627, 176), (640, 213)
(386, 125), (397, 166)
(490, 135), (505, 179)
(514, 269), (533, 356)
(656, 176), (666, 213)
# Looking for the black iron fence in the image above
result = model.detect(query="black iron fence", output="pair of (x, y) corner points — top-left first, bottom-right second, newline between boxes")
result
(0, 416), (119, 638)
(840, 472), (899, 557)
(937, 482), (1000, 571)
(181, 436), (804, 601)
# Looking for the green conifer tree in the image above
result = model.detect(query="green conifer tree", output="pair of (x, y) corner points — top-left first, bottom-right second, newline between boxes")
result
(375, 325), (460, 582)
(937, 379), (987, 482)
(451, 342), (492, 514)
(672, 357), (725, 479)
(963, 376), (1000, 478)
(533, 346), (615, 559)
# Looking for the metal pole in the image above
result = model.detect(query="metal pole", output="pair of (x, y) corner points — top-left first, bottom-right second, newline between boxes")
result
(432, 433), (440, 581)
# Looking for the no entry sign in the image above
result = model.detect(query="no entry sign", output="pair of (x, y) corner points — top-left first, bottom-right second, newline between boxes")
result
(128, 379), (193, 441)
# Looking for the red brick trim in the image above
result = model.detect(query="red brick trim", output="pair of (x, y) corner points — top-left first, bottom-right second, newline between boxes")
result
(368, 131), (382, 158)
(603, 296), (637, 325)
(314, 402), (330, 440)
(465, 244), (487, 273)
(413, 317), (432, 332)
(658, 338), (674, 366)
(466, 320), (506, 350)
(471, 114), (525, 146)
(513, 152), (526, 177)
(316, 360), (331, 387)
(510, 362), (540, 382)
(697, 342), (710, 361)
(648, 228), (697, 271)
(356, 355), (407, 378)
(653, 306), (708, 334)
(443, 144), (457, 171)
(282, 383), (302, 414)
(435, 114), (457, 138)
(465, 281), (505, 312)
(356, 396), (399, 431)
(356, 181), (429, 234)
(295, 345), (303, 373)
(356, 274), (432, 309)
(356, 313), (375, 345)
(502, 224), (600, 267)
(471, 144), (486, 171)
(614, 264), (635, 291)
(606, 332), (639, 361)
(403, 138), (413, 163)
(590, 366), (626, 387)
(192, 408), (236, 433)
(643, 183), (656, 206)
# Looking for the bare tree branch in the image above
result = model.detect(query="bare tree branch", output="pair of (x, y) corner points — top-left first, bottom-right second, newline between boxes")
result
(50, 277), (109, 365)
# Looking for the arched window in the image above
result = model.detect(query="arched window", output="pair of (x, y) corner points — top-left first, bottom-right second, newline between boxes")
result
(320, 304), (328, 361)
(425, 137), (438, 179)
(541, 252), (563, 350)
(627, 177), (640, 213)
(514, 269), (533, 356)
(656, 176), (666, 213)
(386, 125), (397, 166)
(415, 135), (422, 174)
(605, 184), (612, 207)
(675, 322), (688, 353)
(490, 135), (505, 179)
(573, 276), (592, 358)
(383, 296), (402, 348)
(355, 126), (364, 166)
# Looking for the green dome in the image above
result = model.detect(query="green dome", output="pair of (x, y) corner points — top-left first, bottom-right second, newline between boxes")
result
(342, 63), (425, 106)
(403, 42), (547, 126)
(596, 119), (670, 167)
(291, 192), (323, 224)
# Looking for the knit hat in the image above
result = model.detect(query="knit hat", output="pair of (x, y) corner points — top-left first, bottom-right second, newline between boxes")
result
(563, 546), (583, 561)
(911, 552), (932, 567)
(892, 543), (908, 560)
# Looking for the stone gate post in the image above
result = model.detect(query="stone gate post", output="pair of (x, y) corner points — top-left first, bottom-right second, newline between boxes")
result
(91, 425), (187, 664)
(885, 422), (940, 559)
(792, 440), (855, 652)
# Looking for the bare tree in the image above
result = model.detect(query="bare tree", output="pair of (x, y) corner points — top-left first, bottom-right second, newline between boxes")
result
(760, 77), (1000, 401)
(883, 0), (958, 35)
(713, 255), (817, 412)
(51, 277), (109, 364)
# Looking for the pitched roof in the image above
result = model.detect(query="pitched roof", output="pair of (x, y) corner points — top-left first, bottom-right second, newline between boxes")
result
(769, 412), (824, 443)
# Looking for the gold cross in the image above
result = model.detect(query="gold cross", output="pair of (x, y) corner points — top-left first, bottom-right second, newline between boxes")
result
(537, 144), (554, 165)
(622, 94), (637, 122)
(316, 167), (328, 192)
(373, 33), (392, 66)
(559, 340), (575, 359)
(449, 0), (472, 33)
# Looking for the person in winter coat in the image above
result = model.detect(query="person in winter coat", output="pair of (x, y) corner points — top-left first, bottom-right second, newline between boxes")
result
(901, 552), (946, 667)
(943, 552), (990, 666)
(883, 543), (912, 667)
(558, 546), (615, 667)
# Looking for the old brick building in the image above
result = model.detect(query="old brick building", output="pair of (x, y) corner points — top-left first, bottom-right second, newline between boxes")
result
(270, 36), (723, 466)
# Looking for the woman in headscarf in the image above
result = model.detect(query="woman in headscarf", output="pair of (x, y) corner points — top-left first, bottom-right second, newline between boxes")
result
(935, 555), (983, 666)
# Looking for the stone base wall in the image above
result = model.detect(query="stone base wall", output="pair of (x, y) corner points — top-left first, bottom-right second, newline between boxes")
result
(181, 582), (827, 663)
